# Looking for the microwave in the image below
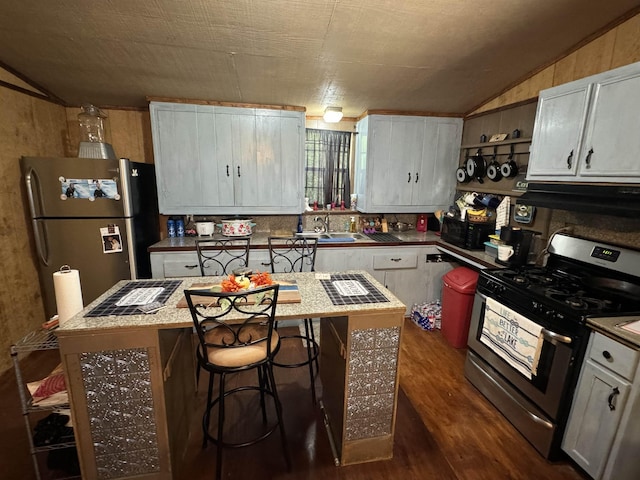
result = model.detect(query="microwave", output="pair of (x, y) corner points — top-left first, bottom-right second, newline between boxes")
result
(441, 216), (494, 250)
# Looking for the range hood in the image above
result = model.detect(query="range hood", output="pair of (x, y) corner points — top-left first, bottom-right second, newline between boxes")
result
(517, 182), (640, 216)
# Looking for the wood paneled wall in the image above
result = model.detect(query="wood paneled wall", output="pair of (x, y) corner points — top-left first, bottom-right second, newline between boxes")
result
(0, 91), (153, 374)
(0, 90), (66, 374)
(472, 13), (640, 114)
(64, 107), (154, 163)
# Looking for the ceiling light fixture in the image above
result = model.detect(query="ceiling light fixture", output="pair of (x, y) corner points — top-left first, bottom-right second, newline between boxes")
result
(323, 106), (343, 123)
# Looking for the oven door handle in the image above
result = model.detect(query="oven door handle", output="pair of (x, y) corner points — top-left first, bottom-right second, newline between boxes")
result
(541, 328), (572, 345)
(478, 292), (573, 346)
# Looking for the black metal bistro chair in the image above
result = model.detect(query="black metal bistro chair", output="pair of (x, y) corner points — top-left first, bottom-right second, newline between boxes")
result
(184, 284), (289, 480)
(193, 237), (252, 387)
(195, 237), (251, 276)
(267, 236), (319, 403)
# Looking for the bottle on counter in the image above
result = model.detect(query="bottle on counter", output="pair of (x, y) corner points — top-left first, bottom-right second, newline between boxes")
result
(349, 216), (357, 233)
(167, 218), (176, 238)
(297, 214), (304, 233)
(176, 218), (185, 237)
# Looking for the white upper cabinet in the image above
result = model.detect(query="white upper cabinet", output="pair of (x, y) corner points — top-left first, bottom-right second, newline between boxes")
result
(354, 114), (462, 213)
(150, 102), (305, 215)
(528, 61), (640, 183)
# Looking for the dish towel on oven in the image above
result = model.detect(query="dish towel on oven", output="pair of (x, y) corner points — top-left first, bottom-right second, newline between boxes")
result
(480, 297), (544, 379)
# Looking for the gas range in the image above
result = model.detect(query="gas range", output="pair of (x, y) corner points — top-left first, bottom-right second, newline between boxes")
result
(466, 233), (640, 459)
(478, 234), (640, 328)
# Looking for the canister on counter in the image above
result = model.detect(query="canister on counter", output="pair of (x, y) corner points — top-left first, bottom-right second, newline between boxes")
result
(167, 218), (176, 238)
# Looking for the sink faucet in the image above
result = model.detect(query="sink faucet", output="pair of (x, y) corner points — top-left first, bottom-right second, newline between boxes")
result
(313, 213), (330, 233)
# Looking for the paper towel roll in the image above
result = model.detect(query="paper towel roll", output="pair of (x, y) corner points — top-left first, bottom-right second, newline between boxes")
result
(53, 268), (84, 325)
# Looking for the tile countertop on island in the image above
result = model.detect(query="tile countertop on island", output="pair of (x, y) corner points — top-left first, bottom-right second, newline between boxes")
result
(53, 269), (408, 476)
(147, 231), (503, 269)
(56, 270), (407, 334)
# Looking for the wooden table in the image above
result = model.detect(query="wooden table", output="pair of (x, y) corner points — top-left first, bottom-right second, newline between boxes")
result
(56, 271), (406, 479)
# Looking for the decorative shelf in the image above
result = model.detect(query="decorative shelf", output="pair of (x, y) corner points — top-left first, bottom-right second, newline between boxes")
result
(461, 137), (532, 149)
(456, 184), (525, 196)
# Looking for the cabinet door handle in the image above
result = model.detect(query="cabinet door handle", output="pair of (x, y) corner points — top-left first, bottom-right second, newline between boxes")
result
(585, 148), (594, 169)
(566, 150), (573, 169)
(237, 165), (241, 177)
(608, 386), (620, 411)
(226, 165), (230, 177)
(415, 172), (419, 183)
(407, 172), (411, 183)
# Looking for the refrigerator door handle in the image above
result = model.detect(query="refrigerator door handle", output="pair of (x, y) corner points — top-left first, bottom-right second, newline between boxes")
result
(25, 167), (50, 266)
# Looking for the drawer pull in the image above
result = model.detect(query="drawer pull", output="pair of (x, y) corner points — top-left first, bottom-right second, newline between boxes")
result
(608, 387), (620, 411)
(391, 257), (402, 262)
(185, 264), (199, 269)
(602, 350), (612, 360)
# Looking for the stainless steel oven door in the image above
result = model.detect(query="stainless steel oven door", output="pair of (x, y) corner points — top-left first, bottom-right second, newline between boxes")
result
(467, 292), (576, 420)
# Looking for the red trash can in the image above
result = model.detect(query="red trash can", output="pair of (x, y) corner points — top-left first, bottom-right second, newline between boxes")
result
(441, 267), (479, 348)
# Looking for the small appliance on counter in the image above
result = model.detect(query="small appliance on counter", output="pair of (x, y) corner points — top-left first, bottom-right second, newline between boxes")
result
(441, 216), (495, 250)
(496, 226), (541, 266)
(195, 221), (215, 236)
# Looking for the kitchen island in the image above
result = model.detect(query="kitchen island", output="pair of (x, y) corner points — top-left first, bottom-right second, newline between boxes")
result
(55, 271), (406, 479)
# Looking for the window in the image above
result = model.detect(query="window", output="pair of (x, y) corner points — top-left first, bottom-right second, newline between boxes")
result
(304, 129), (352, 208)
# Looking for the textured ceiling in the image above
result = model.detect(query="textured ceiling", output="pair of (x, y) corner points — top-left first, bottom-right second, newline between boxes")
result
(1, 0), (638, 117)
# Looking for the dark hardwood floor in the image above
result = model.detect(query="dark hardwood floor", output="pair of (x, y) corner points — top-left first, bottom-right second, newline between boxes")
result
(1, 321), (588, 479)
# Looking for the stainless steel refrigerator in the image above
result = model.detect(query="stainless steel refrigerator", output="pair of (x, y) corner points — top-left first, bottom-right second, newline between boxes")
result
(21, 156), (160, 319)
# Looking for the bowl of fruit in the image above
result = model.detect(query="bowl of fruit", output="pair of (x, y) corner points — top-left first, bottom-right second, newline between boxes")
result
(220, 271), (274, 292)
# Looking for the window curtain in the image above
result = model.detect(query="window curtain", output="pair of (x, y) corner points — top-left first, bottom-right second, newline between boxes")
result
(305, 129), (351, 207)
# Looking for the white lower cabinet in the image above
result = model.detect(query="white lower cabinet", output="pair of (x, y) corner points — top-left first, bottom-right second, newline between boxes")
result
(151, 251), (200, 278)
(247, 249), (272, 273)
(316, 246), (453, 315)
(152, 245), (454, 315)
(150, 249), (272, 278)
(563, 331), (640, 479)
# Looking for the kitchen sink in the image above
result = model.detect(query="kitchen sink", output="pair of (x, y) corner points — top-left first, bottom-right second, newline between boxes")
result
(296, 232), (365, 240)
(327, 232), (366, 239)
(295, 232), (331, 239)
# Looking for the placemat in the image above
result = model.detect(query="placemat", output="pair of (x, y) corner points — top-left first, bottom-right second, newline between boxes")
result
(85, 280), (183, 317)
(320, 273), (389, 306)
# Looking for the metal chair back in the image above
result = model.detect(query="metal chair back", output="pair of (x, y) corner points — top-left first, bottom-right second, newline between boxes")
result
(184, 284), (280, 369)
(267, 237), (318, 273)
(195, 237), (251, 276)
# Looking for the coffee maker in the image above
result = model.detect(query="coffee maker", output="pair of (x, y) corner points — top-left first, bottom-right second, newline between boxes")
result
(497, 226), (541, 267)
